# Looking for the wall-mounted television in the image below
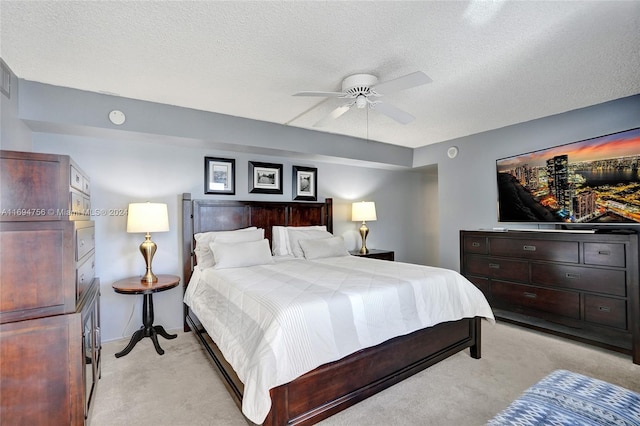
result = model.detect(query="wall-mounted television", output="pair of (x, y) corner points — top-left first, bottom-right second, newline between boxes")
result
(496, 127), (640, 224)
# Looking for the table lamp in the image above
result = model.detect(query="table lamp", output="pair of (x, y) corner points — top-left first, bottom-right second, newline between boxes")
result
(352, 201), (377, 254)
(127, 202), (169, 283)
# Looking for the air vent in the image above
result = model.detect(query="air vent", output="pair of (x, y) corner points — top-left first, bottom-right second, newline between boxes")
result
(1, 59), (12, 99)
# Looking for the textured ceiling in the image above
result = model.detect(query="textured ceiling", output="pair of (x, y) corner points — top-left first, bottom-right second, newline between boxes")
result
(1, 1), (639, 149)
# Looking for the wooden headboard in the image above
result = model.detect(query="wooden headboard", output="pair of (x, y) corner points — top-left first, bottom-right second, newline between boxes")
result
(181, 193), (333, 284)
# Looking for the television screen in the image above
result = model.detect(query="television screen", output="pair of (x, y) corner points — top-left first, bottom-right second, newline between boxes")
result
(496, 127), (640, 224)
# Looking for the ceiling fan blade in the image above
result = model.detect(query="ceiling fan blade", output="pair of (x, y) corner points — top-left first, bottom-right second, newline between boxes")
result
(372, 71), (432, 93)
(293, 91), (347, 97)
(313, 103), (353, 127)
(371, 101), (416, 124)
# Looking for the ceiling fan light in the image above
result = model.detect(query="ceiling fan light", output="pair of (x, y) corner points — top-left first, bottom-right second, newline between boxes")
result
(355, 95), (367, 109)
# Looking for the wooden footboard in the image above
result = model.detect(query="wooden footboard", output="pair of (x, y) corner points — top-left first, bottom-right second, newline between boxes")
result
(187, 307), (481, 425)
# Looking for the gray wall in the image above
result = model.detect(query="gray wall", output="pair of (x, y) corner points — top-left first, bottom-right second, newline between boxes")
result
(5, 77), (433, 342)
(31, 133), (429, 342)
(414, 94), (640, 271)
(4, 71), (638, 342)
(0, 62), (31, 150)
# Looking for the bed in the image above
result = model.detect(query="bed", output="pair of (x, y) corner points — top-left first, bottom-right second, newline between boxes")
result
(181, 194), (494, 425)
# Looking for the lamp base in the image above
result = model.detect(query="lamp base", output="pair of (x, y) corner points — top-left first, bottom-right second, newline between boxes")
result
(359, 222), (369, 254)
(140, 233), (158, 284)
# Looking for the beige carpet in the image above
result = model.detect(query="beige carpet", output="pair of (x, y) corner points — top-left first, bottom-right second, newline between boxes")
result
(91, 322), (640, 426)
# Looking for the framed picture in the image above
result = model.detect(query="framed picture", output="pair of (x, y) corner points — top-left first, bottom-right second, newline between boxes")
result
(205, 157), (235, 195)
(249, 161), (283, 194)
(292, 166), (317, 201)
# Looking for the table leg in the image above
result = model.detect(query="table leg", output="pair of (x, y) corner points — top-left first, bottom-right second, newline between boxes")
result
(114, 328), (144, 358)
(115, 293), (176, 358)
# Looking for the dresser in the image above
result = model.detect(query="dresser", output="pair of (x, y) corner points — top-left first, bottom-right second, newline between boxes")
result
(460, 230), (639, 364)
(0, 150), (101, 424)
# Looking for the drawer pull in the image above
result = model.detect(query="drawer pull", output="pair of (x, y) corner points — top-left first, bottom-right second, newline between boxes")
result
(598, 250), (610, 256)
(523, 292), (537, 299)
(598, 306), (611, 312)
(523, 245), (536, 251)
(472, 242), (480, 247)
(566, 273), (581, 279)
(488, 263), (500, 269)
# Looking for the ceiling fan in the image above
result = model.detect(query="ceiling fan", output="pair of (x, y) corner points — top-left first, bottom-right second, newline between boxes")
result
(293, 71), (432, 127)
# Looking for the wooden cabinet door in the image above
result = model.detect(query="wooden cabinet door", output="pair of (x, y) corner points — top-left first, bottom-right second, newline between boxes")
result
(0, 314), (83, 425)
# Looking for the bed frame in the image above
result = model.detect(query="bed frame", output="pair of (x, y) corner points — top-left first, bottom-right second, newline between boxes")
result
(181, 193), (482, 425)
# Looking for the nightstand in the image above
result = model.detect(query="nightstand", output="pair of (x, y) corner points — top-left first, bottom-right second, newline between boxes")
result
(112, 274), (180, 357)
(349, 249), (395, 261)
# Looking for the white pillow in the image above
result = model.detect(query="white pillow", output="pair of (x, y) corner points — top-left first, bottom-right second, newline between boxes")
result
(299, 236), (349, 260)
(194, 227), (262, 268)
(272, 225), (327, 256)
(287, 228), (333, 258)
(211, 239), (274, 269)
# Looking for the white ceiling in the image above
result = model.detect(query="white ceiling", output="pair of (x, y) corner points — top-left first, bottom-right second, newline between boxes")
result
(2, 1), (639, 149)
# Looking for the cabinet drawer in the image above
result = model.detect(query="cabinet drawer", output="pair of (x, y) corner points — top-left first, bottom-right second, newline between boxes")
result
(490, 238), (579, 263)
(0, 221), (75, 322)
(76, 225), (95, 261)
(584, 295), (627, 329)
(584, 243), (625, 267)
(463, 236), (487, 254)
(530, 263), (626, 296)
(70, 191), (84, 215)
(465, 256), (528, 282)
(70, 165), (85, 192)
(76, 255), (95, 300)
(492, 281), (580, 319)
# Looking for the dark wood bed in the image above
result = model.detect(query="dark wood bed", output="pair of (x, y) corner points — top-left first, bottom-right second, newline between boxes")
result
(181, 193), (482, 425)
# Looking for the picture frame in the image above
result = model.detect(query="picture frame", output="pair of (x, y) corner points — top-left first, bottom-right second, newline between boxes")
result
(249, 161), (283, 194)
(204, 157), (235, 195)
(292, 166), (317, 201)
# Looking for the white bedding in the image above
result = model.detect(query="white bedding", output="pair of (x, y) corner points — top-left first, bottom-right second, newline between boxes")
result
(184, 256), (494, 424)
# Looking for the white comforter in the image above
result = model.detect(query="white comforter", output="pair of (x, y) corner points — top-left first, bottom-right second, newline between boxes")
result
(184, 256), (494, 424)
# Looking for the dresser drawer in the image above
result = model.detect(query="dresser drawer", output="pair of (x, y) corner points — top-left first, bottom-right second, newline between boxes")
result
(76, 254), (95, 300)
(83, 196), (91, 212)
(530, 263), (626, 296)
(465, 255), (528, 282)
(76, 225), (95, 261)
(70, 190), (85, 215)
(492, 281), (580, 319)
(490, 238), (579, 263)
(70, 165), (85, 192)
(584, 243), (625, 267)
(584, 295), (627, 329)
(467, 276), (490, 299)
(0, 221), (76, 322)
(463, 236), (487, 254)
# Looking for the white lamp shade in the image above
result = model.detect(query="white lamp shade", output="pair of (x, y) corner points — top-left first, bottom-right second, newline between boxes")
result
(127, 202), (170, 233)
(352, 201), (377, 222)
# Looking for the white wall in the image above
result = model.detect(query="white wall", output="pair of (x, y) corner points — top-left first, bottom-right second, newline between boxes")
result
(33, 133), (428, 342)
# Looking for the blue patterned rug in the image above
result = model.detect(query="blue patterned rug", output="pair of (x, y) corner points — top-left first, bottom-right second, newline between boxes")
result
(487, 369), (640, 425)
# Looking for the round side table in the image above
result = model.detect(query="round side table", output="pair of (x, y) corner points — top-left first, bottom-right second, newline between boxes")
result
(112, 274), (180, 357)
